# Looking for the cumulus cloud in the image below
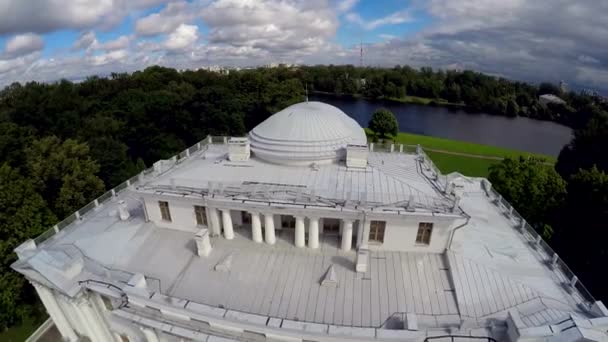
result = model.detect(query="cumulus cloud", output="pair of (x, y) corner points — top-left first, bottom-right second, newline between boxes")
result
(1, 0), (608, 93)
(0, 0), (173, 34)
(164, 24), (199, 51)
(2, 33), (44, 58)
(360, 0), (608, 90)
(135, 1), (198, 36)
(201, 0), (338, 56)
(73, 32), (132, 53)
(72, 31), (98, 51)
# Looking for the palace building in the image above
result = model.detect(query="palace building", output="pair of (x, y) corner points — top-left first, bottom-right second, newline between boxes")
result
(13, 101), (608, 342)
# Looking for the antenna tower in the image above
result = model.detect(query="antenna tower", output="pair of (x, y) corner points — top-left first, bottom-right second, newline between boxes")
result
(359, 40), (363, 68)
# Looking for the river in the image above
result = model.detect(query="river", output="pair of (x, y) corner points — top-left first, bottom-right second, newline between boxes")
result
(310, 94), (573, 157)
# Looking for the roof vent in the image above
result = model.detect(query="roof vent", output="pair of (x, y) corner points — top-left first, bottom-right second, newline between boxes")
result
(346, 144), (369, 168)
(228, 137), (250, 161)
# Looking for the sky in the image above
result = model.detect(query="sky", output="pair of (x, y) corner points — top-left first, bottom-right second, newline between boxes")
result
(0, 0), (607, 93)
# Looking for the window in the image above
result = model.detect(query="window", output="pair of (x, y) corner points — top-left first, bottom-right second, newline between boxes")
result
(369, 220), (386, 243)
(241, 211), (251, 224)
(416, 222), (433, 245)
(281, 215), (295, 228)
(194, 206), (207, 226)
(323, 218), (340, 234)
(159, 201), (172, 222)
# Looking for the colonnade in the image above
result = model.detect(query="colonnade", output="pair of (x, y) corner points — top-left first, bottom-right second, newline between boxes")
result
(206, 206), (358, 251)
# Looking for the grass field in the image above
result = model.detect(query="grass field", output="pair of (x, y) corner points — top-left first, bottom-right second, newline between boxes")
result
(425, 151), (501, 177)
(0, 316), (46, 342)
(367, 130), (557, 177)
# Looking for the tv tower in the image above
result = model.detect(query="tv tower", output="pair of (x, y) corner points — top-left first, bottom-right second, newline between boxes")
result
(359, 40), (364, 67)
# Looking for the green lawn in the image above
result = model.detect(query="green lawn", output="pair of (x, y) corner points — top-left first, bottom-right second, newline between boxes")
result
(0, 316), (46, 342)
(366, 130), (556, 161)
(386, 95), (463, 107)
(426, 151), (501, 177)
(366, 130), (557, 177)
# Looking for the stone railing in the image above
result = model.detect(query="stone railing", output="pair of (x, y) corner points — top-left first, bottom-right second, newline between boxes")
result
(32, 137), (217, 247)
(481, 180), (596, 310)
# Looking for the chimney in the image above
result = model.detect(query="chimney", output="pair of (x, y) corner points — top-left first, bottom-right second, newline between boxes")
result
(228, 137), (250, 161)
(118, 200), (130, 221)
(346, 144), (369, 168)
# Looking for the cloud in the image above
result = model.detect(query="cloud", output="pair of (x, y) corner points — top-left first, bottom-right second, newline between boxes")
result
(164, 24), (199, 51)
(358, 0), (608, 91)
(346, 9), (413, 30)
(72, 31), (98, 51)
(89, 49), (129, 66)
(135, 1), (198, 36)
(201, 0), (338, 55)
(0, 0), (173, 35)
(2, 33), (44, 58)
(336, 0), (358, 12)
(378, 34), (397, 41)
(2, 0), (608, 94)
(73, 32), (132, 53)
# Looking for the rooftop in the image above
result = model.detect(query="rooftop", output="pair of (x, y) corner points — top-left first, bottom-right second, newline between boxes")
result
(13, 138), (602, 341)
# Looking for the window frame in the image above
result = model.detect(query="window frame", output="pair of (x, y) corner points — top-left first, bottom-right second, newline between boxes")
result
(368, 220), (386, 243)
(194, 205), (207, 226)
(158, 201), (172, 222)
(416, 222), (433, 245)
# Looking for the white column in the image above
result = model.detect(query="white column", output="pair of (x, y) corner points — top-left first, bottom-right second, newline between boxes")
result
(341, 220), (353, 252)
(264, 213), (276, 245)
(251, 212), (263, 243)
(356, 221), (363, 247)
(360, 219), (371, 248)
(77, 296), (114, 342)
(295, 216), (305, 248)
(32, 283), (78, 342)
(209, 207), (221, 236)
(308, 217), (319, 249)
(221, 209), (234, 240)
(141, 327), (160, 342)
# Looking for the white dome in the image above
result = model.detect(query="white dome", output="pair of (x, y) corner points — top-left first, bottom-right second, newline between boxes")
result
(249, 101), (367, 165)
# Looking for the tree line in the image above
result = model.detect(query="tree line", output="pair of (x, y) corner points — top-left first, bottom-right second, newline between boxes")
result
(303, 65), (608, 129)
(0, 64), (606, 330)
(487, 107), (608, 303)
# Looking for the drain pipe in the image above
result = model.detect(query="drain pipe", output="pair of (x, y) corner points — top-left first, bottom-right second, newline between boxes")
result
(447, 208), (471, 250)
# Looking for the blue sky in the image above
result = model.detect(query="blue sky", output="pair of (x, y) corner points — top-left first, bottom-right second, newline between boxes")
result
(0, 0), (607, 93)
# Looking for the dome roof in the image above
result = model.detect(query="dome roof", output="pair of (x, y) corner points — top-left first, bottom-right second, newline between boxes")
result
(249, 101), (367, 165)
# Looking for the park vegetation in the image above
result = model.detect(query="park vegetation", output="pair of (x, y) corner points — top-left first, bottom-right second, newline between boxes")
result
(304, 65), (608, 129)
(0, 64), (607, 332)
(487, 110), (608, 302)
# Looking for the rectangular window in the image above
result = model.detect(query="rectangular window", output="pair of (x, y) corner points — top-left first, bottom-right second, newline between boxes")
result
(281, 215), (295, 229)
(159, 201), (172, 222)
(369, 220), (386, 243)
(416, 222), (433, 245)
(323, 218), (340, 234)
(242, 211), (251, 224)
(194, 205), (207, 226)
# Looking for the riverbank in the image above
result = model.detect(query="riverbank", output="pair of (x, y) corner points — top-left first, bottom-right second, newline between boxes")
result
(312, 90), (463, 108)
(367, 130), (556, 177)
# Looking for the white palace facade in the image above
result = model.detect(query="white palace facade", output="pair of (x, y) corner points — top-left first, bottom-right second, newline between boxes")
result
(13, 101), (608, 342)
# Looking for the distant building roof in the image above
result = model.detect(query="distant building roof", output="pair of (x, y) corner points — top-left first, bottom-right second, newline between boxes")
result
(539, 94), (566, 105)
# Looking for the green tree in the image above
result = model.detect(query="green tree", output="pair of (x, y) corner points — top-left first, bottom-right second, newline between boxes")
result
(25, 137), (105, 218)
(0, 164), (55, 329)
(553, 166), (608, 300)
(488, 157), (566, 238)
(556, 110), (608, 179)
(368, 108), (399, 139)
